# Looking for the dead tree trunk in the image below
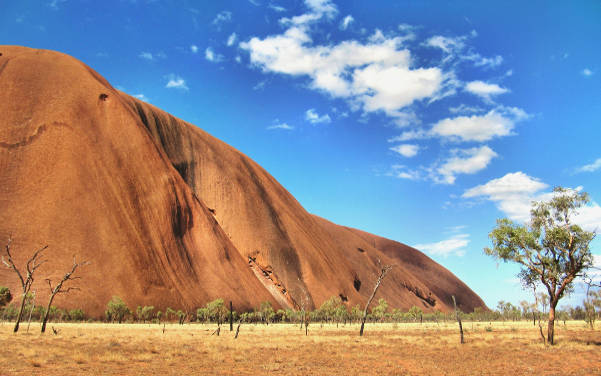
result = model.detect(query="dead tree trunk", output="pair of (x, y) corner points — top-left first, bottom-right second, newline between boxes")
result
(234, 319), (242, 339)
(229, 301), (233, 332)
(359, 263), (393, 336)
(41, 258), (88, 333)
(2, 238), (47, 333)
(26, 290), (36, 333)
(452, 295), (464, 344)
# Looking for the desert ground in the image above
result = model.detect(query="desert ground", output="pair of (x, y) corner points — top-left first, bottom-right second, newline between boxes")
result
(1, 321), (599, 375)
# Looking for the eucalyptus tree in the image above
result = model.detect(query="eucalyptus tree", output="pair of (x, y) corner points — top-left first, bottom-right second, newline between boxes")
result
(485, 187), (596, 345)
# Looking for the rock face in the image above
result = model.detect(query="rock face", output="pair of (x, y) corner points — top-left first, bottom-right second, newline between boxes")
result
(0, 46), (485, 317)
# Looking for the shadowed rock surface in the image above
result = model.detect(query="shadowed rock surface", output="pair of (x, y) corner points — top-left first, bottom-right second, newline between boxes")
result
(0, 46), (486, 317)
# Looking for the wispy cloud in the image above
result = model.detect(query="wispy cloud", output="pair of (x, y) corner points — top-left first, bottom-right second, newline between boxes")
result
(388, 145), (497, 184)
(465, 80), (509, 102)
(436, 145), (497, 184)
(305, 109), (331, 124)
(267, 121), (294, 130)
(133, 94), (149, 102)
(269, 4), (286, 12)
(390, 144), (419, 158)
(213, 11), (232, 25)
(462, 172), (601, 232)
(227, 33), (237, 47)
(48, 0), (67, 10)
(574, 158), (601, 174)
(392, 108), (527, 143)
(205, 47), (224, 63)
(414, 233), (469, 257)
(139, 51), (166, 61)
(582, 68), (594, 77)
(339, 15), (354, 30)
(190, 45), (199, 54)
(165, 74), (189, 91)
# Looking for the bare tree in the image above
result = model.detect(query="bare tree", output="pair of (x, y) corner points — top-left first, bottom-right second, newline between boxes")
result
(359, 261), (393, 336)
(451, 295), (464, 344)
(2, 237), (47, 333)
(41, 257), (88, 333)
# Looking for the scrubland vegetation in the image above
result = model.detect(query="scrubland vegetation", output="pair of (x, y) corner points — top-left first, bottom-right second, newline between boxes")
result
(1, 320), (600, 375)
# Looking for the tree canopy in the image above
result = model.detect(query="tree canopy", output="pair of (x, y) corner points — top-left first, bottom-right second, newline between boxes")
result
(485, 187), (596, 344)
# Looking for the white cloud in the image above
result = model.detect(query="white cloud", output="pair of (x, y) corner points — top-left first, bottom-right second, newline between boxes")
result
(305, 109), (331, 124)
(227, 33), (237, 47)
(470, 54), (503, 68)
(390, 144), (419, 157)
(280, 0), (337, 26)
(267, 121), (294, 130)
(425, 33), (503, 69)
(582, 68), (594, 77)
(253, 80), (267, 91)
(465, 80), (509, 101)
(431, 110), (515, 142)
(575, 158), (601, 173)
(205, 47), (224, 63)
(190, 45), (199, 54)
(213, 11), (232, 25)
(464, 173), (540, 221)
(241, 11), (446, 125)
(48, 0), (66, 10)
(426, 35), (466, 54)
(235, 55), (242, 63)
(340, 15), (354, 30)
(249, 0), (260, 6)
(463, 172), (601, 231)
(414, 233), (469, 257)
(139, 52), (154, 60)
(165, 74), (189, 91)
(387, 129), (428, 143)
(449, 104), (485, 114)
(463, 172), (548, 221)
(269, 4), (286, 12)
(387, 165), (421, 180)
(436, 146), (497, 184)
(133, 94), (149, 102)
(391, 106), (527, 143)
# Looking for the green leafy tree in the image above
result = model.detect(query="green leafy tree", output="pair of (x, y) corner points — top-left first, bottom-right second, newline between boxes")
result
(371, 298), (388, 322)
(350, 304), (362, 323)
(0, 287), (11, 307)
(319, 296), (342, 323)
(206, 299), (228, 324)
(140, 306), (154, 323)
(106, 296), (130, 323)
(485, 187), (596, 345)
(584, 289), (601, 329)
(408, 306), (423, 322)
(68, 309), (85, 321)
(259, 301), (275, 324)
(196, 307), (209, 323)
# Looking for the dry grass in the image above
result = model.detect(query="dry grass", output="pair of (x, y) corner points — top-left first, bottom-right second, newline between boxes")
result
(0, 321), (600, 375)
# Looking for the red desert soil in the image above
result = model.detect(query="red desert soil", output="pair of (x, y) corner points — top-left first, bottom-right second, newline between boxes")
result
(0, 46), (485, 316)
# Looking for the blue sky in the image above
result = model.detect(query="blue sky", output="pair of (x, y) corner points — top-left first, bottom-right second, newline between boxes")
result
(2, 0), (600, 309)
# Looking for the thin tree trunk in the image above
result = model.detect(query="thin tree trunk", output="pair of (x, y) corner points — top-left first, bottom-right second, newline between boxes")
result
(229, 301), (233, 332)
(360, 264), (393, 336)
(13, 292), (27, 333)
(234, 321), (241, 339)
(26, 291), (36, 333)
(547, 305), (555, 345)
(452, 295), (464, 344)
(41, 294), (57, 333)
